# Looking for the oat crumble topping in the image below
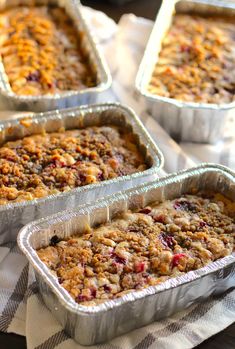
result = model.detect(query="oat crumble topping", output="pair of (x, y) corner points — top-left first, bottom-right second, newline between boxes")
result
(0, 6), (97, 95)
(0, 126), (146, 204)
(37, 194), (235, 306)
(149, 14), (235, 104)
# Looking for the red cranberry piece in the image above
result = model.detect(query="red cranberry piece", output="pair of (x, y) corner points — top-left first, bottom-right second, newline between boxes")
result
(55, 160), (66, 168)
(47, 163), (56, 169)
(49, 159), (66, 168)
(138, 207), (152, 214)
(111, 252), (126, 265)
(79, 173), (87, 183)
(180, 45), (190, 53)
(165, 236), (174, 248)
(134, 283), (141, 289)
(206, 53), (213, 60)
(115, 256), (126, 265)
(142, 272), (149, 279)
(199, 221), (207, 228)
(172, 253), (187, 267)
(104, 285), (111, 293)
(6, 156), (15, 162)
(97, 172), (104, 181)
(76, 294), (88, 303)
(26, 72), (40, 82)
(135, 261), (146, 273)
(71, 161), (82, 169)
(58, 277), (63, 284)
(159, 233), (174, 249)
(90, 288), (97, 298)
(174, 200), (196, 212)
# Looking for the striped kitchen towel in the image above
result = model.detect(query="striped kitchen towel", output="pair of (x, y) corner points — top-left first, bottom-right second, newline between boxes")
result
(0, 6), (234, 349)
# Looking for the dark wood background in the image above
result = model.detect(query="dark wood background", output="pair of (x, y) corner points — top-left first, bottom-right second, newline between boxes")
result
(82, 0), (162, 22)
(1, 0), (234, 348)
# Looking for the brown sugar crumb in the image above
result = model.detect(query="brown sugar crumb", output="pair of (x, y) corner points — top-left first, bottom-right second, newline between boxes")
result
(0, 6), (97, 95)
(20, 118), (33, 128)
(37, 194), (235, 306)
(0, 126), (147, 205)
(149, 14), (235, 104)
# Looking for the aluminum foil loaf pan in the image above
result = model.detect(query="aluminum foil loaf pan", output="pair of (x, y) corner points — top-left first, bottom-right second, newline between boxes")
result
(0, 102), (163, 244)
(0, 0), (111, 112)
(18, 164), (235, 345)
(136, 0), (235, 143)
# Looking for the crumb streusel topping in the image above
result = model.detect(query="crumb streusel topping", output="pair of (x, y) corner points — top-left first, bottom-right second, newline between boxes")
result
(0, 6), (97, 95)
(0, 126), (146, 204)
(37, 194), (235, 306)
(149, 14), (235, 104)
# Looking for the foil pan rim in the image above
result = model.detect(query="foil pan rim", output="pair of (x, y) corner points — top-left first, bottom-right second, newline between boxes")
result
(138, 90), (235, 111)
(0, 102), (164, 212)
(135, 0), (235, 111)
(0, 0), (112, 100)
(18, 163), (235, 315)
(0, 83), (112, 101)
(186, 0), (235, 9)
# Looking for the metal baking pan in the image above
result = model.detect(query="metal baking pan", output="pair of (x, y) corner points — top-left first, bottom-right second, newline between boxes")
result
(18, 163), (235, 345)
(0, 0), (112, 112)
(0, 102), (163, 244)
(136, 0), (235, 143)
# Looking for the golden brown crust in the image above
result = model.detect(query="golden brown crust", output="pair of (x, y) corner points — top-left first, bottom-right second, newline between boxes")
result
(0, 126), (147, 204)
(149, 14), (235, 104)
(0, 6), (96, 95)
(37, 194), (235, 306)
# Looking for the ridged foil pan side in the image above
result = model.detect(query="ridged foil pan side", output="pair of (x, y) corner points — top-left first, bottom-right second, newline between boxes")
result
(136, 0), (235, 143)
(18, 164), (235, 345)
(0, 102), (163, 244)
(0, 0), (112, 112)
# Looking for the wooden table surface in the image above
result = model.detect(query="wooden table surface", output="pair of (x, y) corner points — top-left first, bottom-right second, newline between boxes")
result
(1, 0), (234, 348)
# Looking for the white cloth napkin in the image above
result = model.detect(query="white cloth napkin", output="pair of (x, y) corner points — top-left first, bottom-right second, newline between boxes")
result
(0, 6), (234, 349)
